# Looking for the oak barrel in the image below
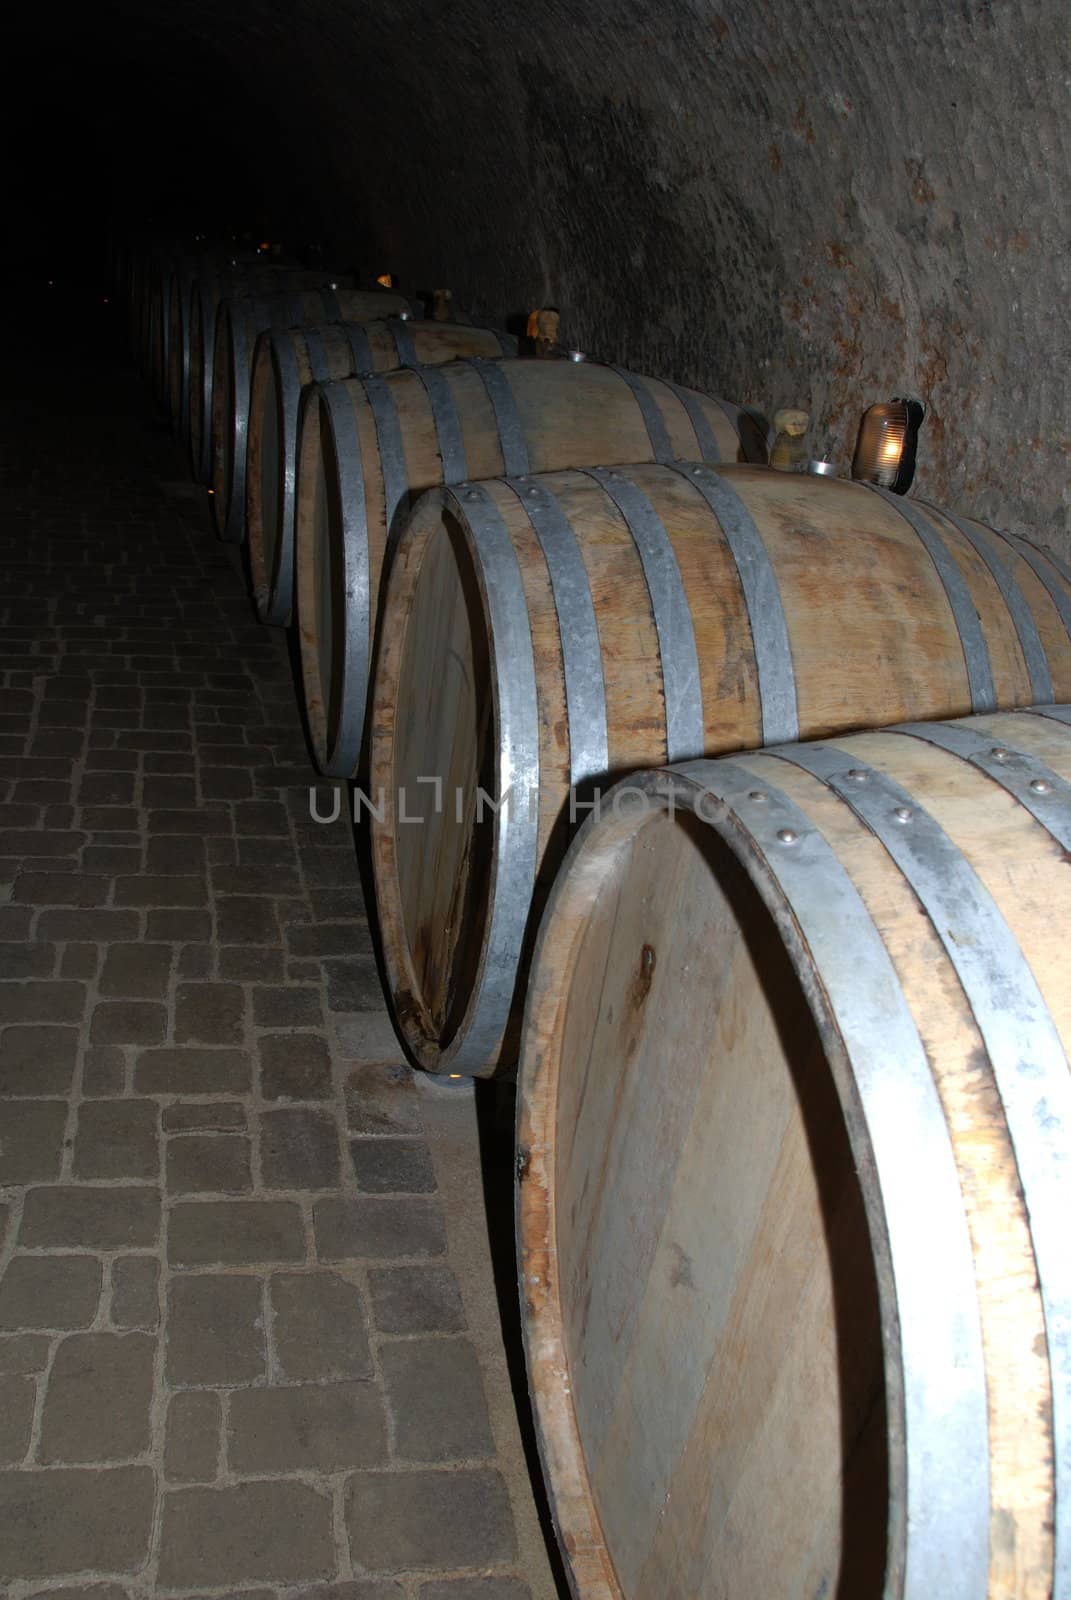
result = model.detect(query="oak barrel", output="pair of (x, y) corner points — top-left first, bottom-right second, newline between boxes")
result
(367, 464), (1071, 1074)
(247, 317), (519, 625)
(295, 364), (764, 775)
(210, 286), (416, 542)
(517, 707), (1071, 1600)
(186, 268), (368, 484)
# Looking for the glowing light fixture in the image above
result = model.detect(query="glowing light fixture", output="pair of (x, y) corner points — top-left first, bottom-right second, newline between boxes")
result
(376, 272), (395, 289)
(852, 398), (925, 494)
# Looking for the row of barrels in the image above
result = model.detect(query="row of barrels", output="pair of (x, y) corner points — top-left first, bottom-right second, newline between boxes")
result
(119, 237), (1071, 1600)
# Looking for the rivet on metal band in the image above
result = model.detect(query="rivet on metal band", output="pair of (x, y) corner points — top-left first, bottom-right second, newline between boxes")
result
(586, 467), (704, 760)
(608, 365), (675, 464)
(773, 740), (1071, 1598)
(676, 754), (990, 1600)
(673, 463), (798, 746)
(507, 477), (608, 787)
(867, 486), (997, 713)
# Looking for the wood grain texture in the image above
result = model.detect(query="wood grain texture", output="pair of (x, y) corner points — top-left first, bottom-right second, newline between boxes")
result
(368, 464), (1071, 1073)
(517, 708), (1071, 1600)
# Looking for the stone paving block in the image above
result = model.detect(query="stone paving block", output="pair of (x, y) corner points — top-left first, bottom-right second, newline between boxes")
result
(177, 942), (213, 977)
(0, 942), (56, 979)
(19, 1186), (160, 1248)
(344, 1063), (422, 1135)
(419, 1584), (531, 1600)
(287, 922), (371, 959)
(110, 1254), (160, 1329)
(25, 1587), (133, 1600)
(315, 1198), (447, 1261)
(220, 945), (285, 982)
(270, 1270), (372, 1380)
(228, 1380), (388, 1472)
(0, 906), (32, 939)
(168, 1200), (305, 1265)
(99, 940), (173, 999)
(252, 986), (323, 1029)
(325, 957), (386, 1013)
(0, 1465), (155, 1575)
(166, 1273), (265, 1386)
(381, 1338), (495, 1463)
(0, 1022), (79, 1093)
(200, 766), (254, 800)
(74, 1099), (160, 1180)
(144, 775), (197, 807)
(0, 1333), (51, 1373)
(90, 999), (166, 1045)
(165, 1389), (222, 1481)
(39, 1331), (155, 1462)
(158, 1480), (335, 1586)
(260, 1108), (341, 1190)
(114, 873), (207, 907)
(293, 1585), (404, 1600)
(215, 895), (280, 946)
(60, 941), (101, 977)
(368, 1266), (466, 1334)
(82, 1044), (127, 1096)
(175, 981), (245, 1045)
(145, 834), (207, 874)
(37, 907), (140, 941)
(0, 1372), (36, 1464)
(167, 1133), (252, 1194)
(0, 1099), (68, 1183)
(146, 907), (212, 941)
(135, 1046), (251, 1095)
(150, 808), (233, 836)
(258, 1032), (333, 1100)
(0, 978), (86, 1022)
(78, 771), (135, 806)
(345, 1469), (516, 1573)
(350, 1138), (437, 1195)
(0, 1255), (101, 1329)
(215, 862), (302, 898)
(162, 1100), (247, 1131)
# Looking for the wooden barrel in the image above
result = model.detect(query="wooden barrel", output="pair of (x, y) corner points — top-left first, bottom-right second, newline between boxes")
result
(210, 286), (418, 543)
(247, 317), (519, 625)
(517, 707), (1071, 1600)
(296, 364), (764, 775)
(367, 463), (1071, 1075)
(186, 268), (370, 484)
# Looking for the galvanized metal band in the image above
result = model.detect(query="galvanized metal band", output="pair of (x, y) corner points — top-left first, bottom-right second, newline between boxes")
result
(194, 287), (215, 482)
(413, 365), (468, 485)
(1027, 704), (1071, 728)
(264, 332), (305, 624)
(677, 755), (990, 1600)
(608, 365), (675, 463)
(507, 477), (608, 787)
(445, 483), (540, 1073)
(342, 322), (375, 377)
(302, 327), (332, 386)
(890, 719), (1071, 851)
(774, 740), (1071, 1596)
(319, 381), (372, 777)
(921, 503), (1053, 703)
(662, 380), (721, 462)
(319, 284), (344, 322)
(1006, 534), (1071, 644)
(464, 358), (530, 478)
(586, 467), (704, 760)
(224, 304), (255, 541)
(867, 486), (996, 712)
(386, 316), (421, 368)
(362, 375), (410, 548)
(672, 462), (798, 745)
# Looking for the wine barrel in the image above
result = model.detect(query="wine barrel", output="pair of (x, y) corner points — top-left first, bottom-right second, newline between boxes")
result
(518, 707), (1071, 1600)
(210, 286), (419, 543)
(368, 463), (1071, 1075)
(296, 363), (764, 775)
(247, 317), (519, 626)
(186, 268), (369, 484)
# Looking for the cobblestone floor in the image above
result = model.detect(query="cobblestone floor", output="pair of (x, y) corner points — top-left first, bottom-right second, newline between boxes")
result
(0, 298), (557, 1600)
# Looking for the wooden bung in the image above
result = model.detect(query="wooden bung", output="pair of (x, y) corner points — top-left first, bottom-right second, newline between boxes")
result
(517, 707), (1071, 1599)
(294, 362), (763, 776)
(367, 463), (1071, 1075)
(246, 317), (518, 626)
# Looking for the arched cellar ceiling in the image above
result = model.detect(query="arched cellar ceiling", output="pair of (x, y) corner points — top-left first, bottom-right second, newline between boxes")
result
(13, 0), (1071, 547)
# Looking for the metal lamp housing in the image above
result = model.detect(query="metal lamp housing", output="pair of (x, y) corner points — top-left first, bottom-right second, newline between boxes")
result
(852, 398), (925, 493)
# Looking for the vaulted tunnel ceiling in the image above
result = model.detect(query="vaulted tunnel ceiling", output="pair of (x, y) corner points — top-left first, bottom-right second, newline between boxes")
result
(10, 0), (1070, 552)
